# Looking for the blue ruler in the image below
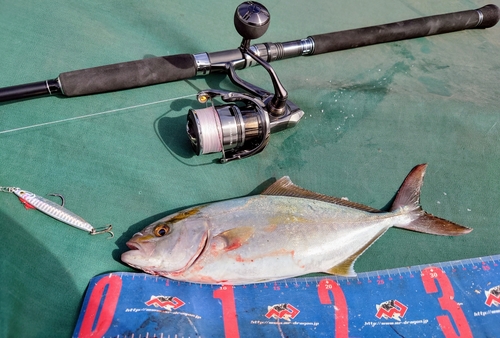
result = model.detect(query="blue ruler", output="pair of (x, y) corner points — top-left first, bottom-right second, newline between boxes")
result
(73, 255), (500, 337)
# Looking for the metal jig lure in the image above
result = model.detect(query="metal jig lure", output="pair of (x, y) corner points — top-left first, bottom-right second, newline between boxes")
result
(0, 186), (114, 238)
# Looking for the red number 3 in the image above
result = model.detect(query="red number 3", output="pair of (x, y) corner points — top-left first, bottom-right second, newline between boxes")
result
(421, 267), (472, 338)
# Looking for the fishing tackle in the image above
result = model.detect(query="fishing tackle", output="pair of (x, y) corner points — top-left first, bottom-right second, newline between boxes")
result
(0, 2), (499, 162)
(186, 2), (305, 162)
(187, 2), (498, 162)
(48, 193), (65, 207)
(0, 186), (114, 238)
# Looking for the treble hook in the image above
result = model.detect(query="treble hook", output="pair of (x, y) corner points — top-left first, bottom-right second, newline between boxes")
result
(90, 224), (114, 239)
(48, 193), (65, 207)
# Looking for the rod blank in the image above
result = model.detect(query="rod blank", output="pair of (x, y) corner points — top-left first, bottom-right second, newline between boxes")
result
(0, 79), (60, 102)
(0, 4), (498, 103)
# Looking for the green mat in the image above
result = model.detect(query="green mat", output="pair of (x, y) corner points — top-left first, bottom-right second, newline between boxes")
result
(1, 0), (499, 336)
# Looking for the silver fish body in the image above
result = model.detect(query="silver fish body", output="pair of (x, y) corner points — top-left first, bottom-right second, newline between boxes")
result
(121, 164), (471, 284)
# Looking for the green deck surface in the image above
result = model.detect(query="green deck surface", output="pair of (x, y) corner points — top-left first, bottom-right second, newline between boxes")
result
(1, 0), (499, 336)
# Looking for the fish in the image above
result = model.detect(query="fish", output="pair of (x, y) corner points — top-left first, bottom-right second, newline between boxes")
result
(121, 164), (471, 285)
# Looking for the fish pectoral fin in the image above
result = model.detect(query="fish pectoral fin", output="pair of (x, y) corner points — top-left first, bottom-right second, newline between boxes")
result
(262, 176), (379, 213)
(213, 226), (255, 252)
(325, 227), (389, 277)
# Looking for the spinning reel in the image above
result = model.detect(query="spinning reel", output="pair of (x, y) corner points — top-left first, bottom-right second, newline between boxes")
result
(186, 2), (304, 163)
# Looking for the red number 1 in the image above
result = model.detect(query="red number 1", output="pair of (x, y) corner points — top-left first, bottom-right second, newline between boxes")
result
(421, 267), (472, 338)
(318, 279), (348, 338)
(213, 285), (240, 338)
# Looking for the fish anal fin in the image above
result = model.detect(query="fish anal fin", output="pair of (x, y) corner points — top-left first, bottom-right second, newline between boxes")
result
(213, 226), (255, 252)
(326, 227), (388, 277)
(262, 177), (380, 213)
(326, 259), (357, 277)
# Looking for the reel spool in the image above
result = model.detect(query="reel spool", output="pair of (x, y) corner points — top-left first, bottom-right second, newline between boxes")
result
(187, 90), (270, 163)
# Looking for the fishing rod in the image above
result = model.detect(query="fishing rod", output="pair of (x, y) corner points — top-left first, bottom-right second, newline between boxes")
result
(1, 2), (499, 162)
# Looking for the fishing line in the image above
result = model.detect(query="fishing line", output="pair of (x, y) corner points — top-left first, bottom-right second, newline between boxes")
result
(190, 105), (223, 154)
(0, 94), (196, 135)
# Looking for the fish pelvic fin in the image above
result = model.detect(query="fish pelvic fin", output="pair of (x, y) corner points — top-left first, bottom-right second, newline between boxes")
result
(391, 164), (472, 236)
(262, 176), (380, 213)
(326, 227), (389, 277)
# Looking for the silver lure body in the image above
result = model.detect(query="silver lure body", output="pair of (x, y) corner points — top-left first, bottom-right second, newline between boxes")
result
(12, 188), (95, 232)
(9, 188), (113, 237)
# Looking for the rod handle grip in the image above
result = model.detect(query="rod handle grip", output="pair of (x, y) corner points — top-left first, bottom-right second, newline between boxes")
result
(58, 54), (196, 97)
(477, 4), (500, 28)
(310, 4), (500, 55)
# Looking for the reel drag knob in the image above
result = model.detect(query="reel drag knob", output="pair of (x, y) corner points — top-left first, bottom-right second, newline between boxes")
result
(234, 1), (270, 45)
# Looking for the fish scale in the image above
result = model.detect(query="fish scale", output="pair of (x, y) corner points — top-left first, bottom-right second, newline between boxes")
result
(73, 254), (500, 337)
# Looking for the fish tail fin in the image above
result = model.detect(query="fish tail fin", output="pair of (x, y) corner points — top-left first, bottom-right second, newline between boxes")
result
(391, 164), (472, 236)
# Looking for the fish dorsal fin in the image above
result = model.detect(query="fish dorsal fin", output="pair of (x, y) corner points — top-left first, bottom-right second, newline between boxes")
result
(262, 176), (380, 213)
(326, 227), (388, 277)
(212, 226), (255, 252)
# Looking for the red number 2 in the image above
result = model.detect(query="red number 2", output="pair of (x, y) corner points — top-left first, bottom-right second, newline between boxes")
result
(317, 279), (348, 338)
(421, 267), (472, 338)
(213, 285), (240, 338)
(78, 275), (123, 337)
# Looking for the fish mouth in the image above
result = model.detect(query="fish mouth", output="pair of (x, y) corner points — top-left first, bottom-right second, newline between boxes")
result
(121, 241), (156, 272)
(124, 231), (156, 255)
(123, 236), (156, 258)
(126, 241), (140, 251)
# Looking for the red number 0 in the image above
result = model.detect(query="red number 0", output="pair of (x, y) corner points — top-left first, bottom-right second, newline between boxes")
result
(213, 285), (240, 338)
(318, 279), (348, 338)
(421, 267), (472, 338)
(78, 275), (123, 337)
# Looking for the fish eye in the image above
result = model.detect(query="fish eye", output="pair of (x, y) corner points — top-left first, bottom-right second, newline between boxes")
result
(154, 223), (170, 237)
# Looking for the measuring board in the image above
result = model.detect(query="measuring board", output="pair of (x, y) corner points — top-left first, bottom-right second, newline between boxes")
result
(73, 255), (500, 337)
